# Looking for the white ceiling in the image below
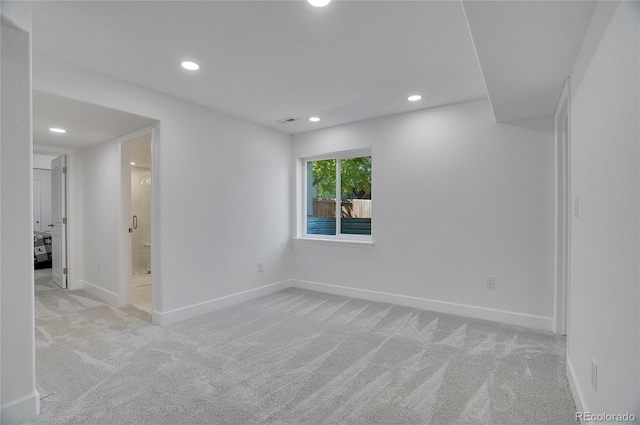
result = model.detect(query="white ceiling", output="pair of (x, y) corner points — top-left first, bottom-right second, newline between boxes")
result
(31, 0), (487, 135)
(29, 1), (596, 138)
(463, 1), (597, 122)
(33, 91), (156, 149)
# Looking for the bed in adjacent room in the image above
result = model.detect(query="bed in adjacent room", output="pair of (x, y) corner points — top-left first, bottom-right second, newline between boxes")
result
(34, 231), (52, 269)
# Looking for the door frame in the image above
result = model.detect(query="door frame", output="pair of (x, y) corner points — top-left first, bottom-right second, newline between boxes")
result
(33, 146), (78, 290)
(553, 78), (571, 337)
(118, 125), (157, 320)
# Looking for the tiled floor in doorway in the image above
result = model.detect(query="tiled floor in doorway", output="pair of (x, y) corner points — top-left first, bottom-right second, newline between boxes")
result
(132, 275), (152, 313)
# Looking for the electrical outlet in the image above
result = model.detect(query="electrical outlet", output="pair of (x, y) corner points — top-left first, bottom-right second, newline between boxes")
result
(486, 275), (495, 289)
(258, 262), (264, 273)
(98, 264), (101, 275)
(591, 359), (597, 392)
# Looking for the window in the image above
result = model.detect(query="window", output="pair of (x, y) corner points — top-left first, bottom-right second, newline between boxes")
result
(301, 150), (372, 242)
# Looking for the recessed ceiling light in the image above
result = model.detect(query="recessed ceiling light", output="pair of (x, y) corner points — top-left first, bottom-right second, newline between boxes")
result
(181, 61), (200, 71)
(308, 0), (331, 6)
(131, 162), (136, 165)
(309, 117), (321, 122)
(49, 127), (66, 133)
(408, 95), (422, 102)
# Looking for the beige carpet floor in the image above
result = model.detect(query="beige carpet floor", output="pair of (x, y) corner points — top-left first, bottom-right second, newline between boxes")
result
(29, 272), (576, 424)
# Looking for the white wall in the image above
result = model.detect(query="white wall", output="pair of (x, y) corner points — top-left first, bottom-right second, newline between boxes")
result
(78, 138), (122, 303)
(292, 98), (556, 330)
(34, 53), (293, 324)
(32, 153), (57, 170)
(567, 1), (639, 418)
(0, 0), (30, 31)
(0, 8), (40, 425)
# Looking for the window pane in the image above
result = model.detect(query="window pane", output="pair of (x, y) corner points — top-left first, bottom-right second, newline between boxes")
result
(306, 159), (336, 235)
(340, 156), (371, 235)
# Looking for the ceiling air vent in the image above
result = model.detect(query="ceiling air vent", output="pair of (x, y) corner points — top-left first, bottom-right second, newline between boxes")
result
(276, 117), (296, 124)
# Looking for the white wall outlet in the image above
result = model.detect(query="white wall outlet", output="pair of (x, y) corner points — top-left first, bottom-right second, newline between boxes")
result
(591, 358), (598, 392)
(97, 264), (101, 275)
(486, 275), (495, 289)
(258, 262), (264, 273)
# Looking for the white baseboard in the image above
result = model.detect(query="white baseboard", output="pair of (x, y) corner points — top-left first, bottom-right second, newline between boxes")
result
(567, 357), (590, 423)
(80, 280), (119, 306)
(154, 280), (293, 326)
(68, 279), (85, 291)
(1, 390), (40, 425)
(290, 279), (554, 331)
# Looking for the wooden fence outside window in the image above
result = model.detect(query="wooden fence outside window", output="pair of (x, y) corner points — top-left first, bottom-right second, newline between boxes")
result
(312, 199), (371, 218)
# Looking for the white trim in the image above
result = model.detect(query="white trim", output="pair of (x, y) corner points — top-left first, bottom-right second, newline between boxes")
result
(303, 148), (372, 162)
(299, 149), (373, 242)
(154, 280), (293, 326)
(553, 77), (571, 337)
(33, 145), (79, 290)
(119, 140), (132, 308)
(149, 124), (161, 322)
(300, 233), (373, 243)
(152, 277), (554, 330)
(290, 279), (554, 331)
(336, 158), (342, 235)
(81, 280), (119, 306)
(293, 237), (374, 248)
(0, 389), (40, 424)
(567, 357), (591, 423)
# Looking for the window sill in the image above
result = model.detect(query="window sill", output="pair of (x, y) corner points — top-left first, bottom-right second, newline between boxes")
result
(293, 237), (375, 248)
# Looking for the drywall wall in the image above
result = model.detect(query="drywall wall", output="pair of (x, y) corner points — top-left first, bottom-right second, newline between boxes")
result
(34, 53), (293, 323)
(567, 1), (639, 417)
(33, 152), (57, 169)
(0, 14), (40, 425)
(292, 98), (556, 329)
(77, 138), (122, 302)
(0, 0), (31, 31)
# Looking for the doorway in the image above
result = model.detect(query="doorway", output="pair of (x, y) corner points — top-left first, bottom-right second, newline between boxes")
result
(120, 129), (153, 315)
(33, 151), (69, 289)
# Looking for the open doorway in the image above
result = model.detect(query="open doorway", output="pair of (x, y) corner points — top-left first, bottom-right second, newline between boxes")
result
(33, 151), (69, 289)
(120, 130), (153, 315)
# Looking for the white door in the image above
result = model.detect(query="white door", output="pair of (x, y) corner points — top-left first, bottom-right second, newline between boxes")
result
(51, 155), (67, 288)
(33, 178), (41, 231)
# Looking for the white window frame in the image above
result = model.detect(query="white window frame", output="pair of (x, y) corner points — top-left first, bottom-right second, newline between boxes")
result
(296, 148), (373, 245)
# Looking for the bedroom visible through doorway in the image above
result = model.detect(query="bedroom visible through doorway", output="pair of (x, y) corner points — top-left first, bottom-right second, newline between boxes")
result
(33, 151), (68, 288)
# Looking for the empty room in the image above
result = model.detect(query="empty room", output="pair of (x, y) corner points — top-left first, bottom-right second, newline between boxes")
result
(1, 1), (638, 424)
